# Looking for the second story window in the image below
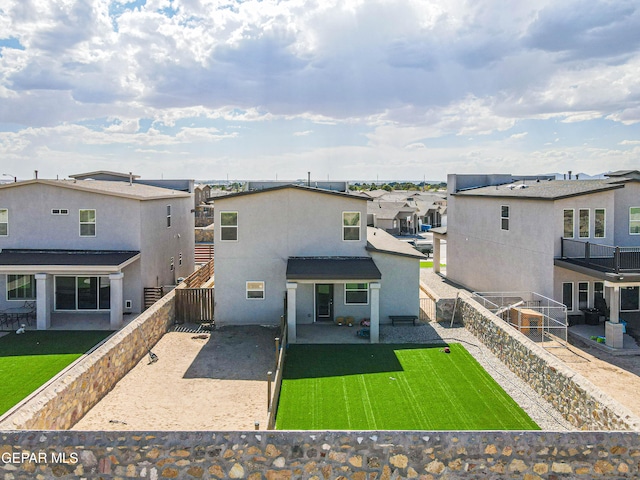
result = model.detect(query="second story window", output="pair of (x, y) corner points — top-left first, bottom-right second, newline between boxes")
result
(579, 209), (590, 238)
(79, 209), (96, 237)
(220, 212), (238, 241)
(500, 205), (509, 231)
(595, 209), (605, 238)
(630, 207), (640, 235)
(0, 208), (7, 236)
(563, 209), (574, 239)
(343, 212), (361, 241)
(167, 205), (172, 228)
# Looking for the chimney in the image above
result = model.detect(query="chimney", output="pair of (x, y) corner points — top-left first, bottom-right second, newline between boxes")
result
(568, 170), (572, 180)
(34, 170), (38, 179)
(307, 171), (311, 187)
(576, 173), (580, 180)
(129, 172), (133, 186)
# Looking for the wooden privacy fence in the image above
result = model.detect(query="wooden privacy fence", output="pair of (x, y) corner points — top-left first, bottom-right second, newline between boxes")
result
(183, 258), (214, 288)
(175, 288), (215, 323)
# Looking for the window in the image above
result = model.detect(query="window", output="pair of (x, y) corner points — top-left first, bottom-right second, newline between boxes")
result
(179, 252), (183, 266)
(594, 209), (605, 238)
(246, 281), (265, 299)
(0, 208), (7, 236)
(594, 281), (604, 306)
(343, 212), (361, 241)
(578, 282), (588, 310)
(79, 209), (96, 236)
(500, 205), (509, 231)
(579, 209), (590, 238)
(562, 282), (573, 311)
(563, 209), (574, 239)
(630, 207), (640, 235)
(345, 283), (368, 304)
(167, 205), (172, 228)
(170, 257), (174, 272)
(54, 276), (110, 310)
(621, 287), (639, 311)
(220, 211), (238, 241)
(7, 274), (36, 300)
(51, 209), (69, 215)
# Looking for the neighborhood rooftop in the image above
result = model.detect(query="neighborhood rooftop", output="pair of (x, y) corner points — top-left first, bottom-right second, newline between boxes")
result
(212, 183), (371, 201)
(453, 178), (628, 200)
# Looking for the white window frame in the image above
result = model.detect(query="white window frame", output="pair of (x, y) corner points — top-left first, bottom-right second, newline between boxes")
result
(578, 281), (589, 310)
(500, 205), (509, 231)
(579, 208), (590, 238)
(630, 207), (640, 235)
(6, 274), (36, 301)
(51, 209), (69, 215)
(220, 211), (238, 242)
(594, 208), (605, 238)
(246, 281), (265, 300)
(562, 282), (574, 312)
(0, 208), (7, 236)
(344, 283), (369, 305)
(563, 209), (574, 239)
(342, 211), (361, 241)
(167, 205), (172, 228)
(79, 209), (96, 237)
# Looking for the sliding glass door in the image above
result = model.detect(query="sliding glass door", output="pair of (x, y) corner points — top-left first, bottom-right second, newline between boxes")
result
(55, 276), (110, 311)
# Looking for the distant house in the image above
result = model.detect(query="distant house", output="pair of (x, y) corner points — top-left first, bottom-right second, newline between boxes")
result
(0, 179), (194, 330)
(443, 172), (640, 348)
(212, 185), (424, 343)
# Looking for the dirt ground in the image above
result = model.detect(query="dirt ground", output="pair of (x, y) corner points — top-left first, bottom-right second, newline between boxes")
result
(72, 325), (279, 431)
(551, 338), (640, 419)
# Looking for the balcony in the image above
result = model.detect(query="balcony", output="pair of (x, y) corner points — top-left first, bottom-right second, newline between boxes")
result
(559, 238), (640, 274)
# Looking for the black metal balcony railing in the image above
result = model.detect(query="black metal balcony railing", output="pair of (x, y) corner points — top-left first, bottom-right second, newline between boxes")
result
(560, 238), (640, 273)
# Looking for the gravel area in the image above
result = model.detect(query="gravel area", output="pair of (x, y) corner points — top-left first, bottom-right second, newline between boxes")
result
(380, 321), (575, 431)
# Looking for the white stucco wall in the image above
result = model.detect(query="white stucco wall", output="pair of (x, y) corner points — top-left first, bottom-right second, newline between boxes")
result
(370, 251), (420, 322)
(213, 188), (370, 325)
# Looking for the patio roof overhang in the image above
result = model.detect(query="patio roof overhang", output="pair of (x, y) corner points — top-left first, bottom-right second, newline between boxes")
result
(554, 259), (640, 284)
(286, 257), (382, 282)
(0, 249), (141, 274)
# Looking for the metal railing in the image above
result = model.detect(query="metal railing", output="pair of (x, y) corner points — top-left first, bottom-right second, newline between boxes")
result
(560, 238), (640, 273)
(419, 291), (436, 322)
(471, 291), (568, 346)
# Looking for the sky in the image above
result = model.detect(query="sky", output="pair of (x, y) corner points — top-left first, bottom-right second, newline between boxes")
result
(1, 0), (639, 182)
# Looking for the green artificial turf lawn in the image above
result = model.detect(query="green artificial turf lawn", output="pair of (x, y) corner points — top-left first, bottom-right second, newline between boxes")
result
(0, 330), (112, 415)
(275, 343), (539, 430)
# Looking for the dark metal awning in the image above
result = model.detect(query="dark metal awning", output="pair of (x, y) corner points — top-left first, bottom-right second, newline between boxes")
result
(0, 249), (141, 273)
(286, 257), (381, 281)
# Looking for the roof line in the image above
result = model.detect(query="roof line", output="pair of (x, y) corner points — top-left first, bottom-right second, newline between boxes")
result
(213, 184), (371, 201)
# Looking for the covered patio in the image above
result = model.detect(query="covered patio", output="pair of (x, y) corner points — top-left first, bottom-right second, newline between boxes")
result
(0, 249), (140, 331)
(285, 257), (382, 343)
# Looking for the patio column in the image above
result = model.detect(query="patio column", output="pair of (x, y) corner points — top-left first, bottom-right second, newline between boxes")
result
(286, 282), (297, 344)
(35, 273), (50, 330)
(109, 272), (124, 330)
(433, 238), (441, 274)
(605, 284), (623, 349)
(369, 282), (381, 344)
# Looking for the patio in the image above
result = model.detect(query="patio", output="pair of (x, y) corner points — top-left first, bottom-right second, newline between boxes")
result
(569, 323), (640, 356)
(295, 322), (374, 344)
(26, 312), (139, 331)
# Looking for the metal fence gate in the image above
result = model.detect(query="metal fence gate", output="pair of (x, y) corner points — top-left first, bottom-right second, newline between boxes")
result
(175, 288), (215, 323)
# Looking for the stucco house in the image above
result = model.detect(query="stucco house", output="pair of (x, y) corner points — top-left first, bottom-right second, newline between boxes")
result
(0, 178), (194, 330)
(442, 171), (640, 348)
(212, 185), (424, 343)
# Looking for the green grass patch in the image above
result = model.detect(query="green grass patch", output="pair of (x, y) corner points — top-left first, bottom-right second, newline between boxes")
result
(275, 343), (539, 430)
(420, 260), (446, 268)
(0, 330), (112, 415)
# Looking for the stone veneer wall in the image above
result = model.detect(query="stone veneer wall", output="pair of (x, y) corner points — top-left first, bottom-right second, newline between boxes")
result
(0, 290), (177, 430)
(457, 292), (640, 431)
(2, 430), (640, 479)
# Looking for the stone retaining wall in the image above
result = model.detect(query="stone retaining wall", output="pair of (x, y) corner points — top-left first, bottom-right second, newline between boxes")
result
(457, 292), (640, 431)
(0, 291), (176, 430)
(2, 430), (640, 479)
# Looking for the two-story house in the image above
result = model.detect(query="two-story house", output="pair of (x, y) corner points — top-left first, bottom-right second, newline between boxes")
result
(0, 178), (195, 330)
(212, 185), (424, 343)
(442, 171), (640, 348)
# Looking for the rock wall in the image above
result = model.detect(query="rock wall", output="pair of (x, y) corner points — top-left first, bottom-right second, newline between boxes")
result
(1, 431), (640, 479)
(457, 292), (640, 431)
(0, 291), (176, 430)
